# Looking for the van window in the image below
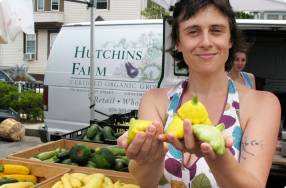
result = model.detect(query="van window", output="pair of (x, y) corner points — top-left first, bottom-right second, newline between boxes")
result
(174, 62), (188, 76)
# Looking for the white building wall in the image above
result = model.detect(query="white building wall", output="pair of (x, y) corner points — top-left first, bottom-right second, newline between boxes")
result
(0, 35), (24, 67)
(64, 0), (144, 23)
(29, 30), (48, 74)
(0, 0), (147, 75)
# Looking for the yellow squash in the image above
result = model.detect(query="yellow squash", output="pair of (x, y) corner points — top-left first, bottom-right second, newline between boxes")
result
(0, 182), (34, 188)
(127, 118), (152, 143)
(166, 96), (212, 139)
(0, 164), (30, 175)
(165, 115), (184, 139)
(177, 96), (212, 125)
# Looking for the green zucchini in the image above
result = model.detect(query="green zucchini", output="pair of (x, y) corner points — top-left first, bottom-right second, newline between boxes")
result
(69, 144), (91, 166)
(0, 178), (18, 186)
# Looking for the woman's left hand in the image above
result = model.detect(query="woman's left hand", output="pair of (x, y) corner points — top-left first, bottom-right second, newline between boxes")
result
(159, 119), (234, 160)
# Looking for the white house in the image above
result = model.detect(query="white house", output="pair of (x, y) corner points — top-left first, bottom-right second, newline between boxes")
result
(0, 0), (148, 80)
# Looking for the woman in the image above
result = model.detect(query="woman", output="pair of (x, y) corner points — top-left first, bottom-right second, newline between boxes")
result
(229, 48), (256, 89)
(118, 0), (281, 187)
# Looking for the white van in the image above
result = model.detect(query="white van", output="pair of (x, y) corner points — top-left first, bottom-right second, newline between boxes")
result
(44, 19), (163, 133)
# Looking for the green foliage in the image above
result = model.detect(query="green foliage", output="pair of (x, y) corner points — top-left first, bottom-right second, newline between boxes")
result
(0, 82), (18, 109)
(0, 82), (43, 122)
(18, 91), (44, 122)
(235, 12), (254, 19)
(141, 0), (169, 19)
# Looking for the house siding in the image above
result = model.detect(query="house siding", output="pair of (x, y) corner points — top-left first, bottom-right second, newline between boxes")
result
(29, 30), (48, 73)
(0, 36), (24, 67)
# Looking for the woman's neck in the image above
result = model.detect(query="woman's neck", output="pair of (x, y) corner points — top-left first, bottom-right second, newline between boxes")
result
(186, 71), (229, 99)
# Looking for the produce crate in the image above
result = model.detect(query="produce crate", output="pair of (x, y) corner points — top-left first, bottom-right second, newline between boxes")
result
(8, 139), (134, 179)
(0, 158), (70, 187)
(97, 109), (138, 125)
(39, 169), (138, 188)
(53, 110), (137, 144)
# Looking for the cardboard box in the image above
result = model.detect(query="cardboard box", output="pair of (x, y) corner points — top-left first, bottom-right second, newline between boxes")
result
(0, 159), (70, 187)
(8, 139), (134, 179)
(39, 169), (138, 188)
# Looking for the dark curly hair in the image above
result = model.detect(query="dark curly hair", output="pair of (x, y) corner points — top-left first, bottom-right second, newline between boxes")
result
(169, 0), (241, 71)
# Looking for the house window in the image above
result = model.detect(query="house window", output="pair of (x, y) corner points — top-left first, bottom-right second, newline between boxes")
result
(97, 0), (108, 9)
(25, 34), (36, 54)
(283, 15), (286, 20)
(37, 0), (44, 11)
(51, 0), (59, 11)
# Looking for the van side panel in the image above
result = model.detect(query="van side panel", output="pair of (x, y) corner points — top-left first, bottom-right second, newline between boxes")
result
(44, 21), (163, 132)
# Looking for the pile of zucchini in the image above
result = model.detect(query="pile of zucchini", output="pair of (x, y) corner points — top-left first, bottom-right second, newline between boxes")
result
(31, 144), (129, 172)
(80, 123), (127, 143)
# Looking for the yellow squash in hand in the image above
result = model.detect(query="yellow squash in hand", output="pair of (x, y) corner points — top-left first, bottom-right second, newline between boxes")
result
(165, 96), (212, 139)
(177, 96), (211, 125)
(165, 115), (184, 139)
(127, 118), (152, 143)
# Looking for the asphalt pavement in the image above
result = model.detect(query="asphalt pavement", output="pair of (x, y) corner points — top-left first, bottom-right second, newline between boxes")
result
(0, 136), (42, 158)
(0, 123), (44, 158)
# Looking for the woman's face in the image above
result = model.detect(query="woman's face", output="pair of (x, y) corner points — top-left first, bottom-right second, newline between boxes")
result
(233, 51), (247, 72)
(177, 4), (232, 75)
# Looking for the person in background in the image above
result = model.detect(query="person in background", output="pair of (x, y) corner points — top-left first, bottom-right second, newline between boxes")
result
(228, 47), (256, 89)
(117, 0), (281, 187)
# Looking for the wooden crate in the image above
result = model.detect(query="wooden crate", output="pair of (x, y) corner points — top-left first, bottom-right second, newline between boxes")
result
(0, 159), (70, 188)
(39, 169), (138, 188)
(8, 139), (134, 179)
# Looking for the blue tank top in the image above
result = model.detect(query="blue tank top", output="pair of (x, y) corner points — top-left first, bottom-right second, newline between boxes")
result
(241, 71), (253, 89)
(159, 78), (243, 188)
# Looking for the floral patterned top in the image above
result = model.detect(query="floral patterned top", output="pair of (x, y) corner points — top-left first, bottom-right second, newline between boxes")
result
(159, 78), (243, 188)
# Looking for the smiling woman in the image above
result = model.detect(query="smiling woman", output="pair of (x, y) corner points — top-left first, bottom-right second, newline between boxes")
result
(117, 0), (281, 188)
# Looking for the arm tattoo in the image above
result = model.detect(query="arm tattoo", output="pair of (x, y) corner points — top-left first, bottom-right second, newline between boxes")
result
(240, 136), (264, 160)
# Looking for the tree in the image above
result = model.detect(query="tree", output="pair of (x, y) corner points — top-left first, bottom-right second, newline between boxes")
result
(141, 0), (169, 19)
(235, 12), (254, 19)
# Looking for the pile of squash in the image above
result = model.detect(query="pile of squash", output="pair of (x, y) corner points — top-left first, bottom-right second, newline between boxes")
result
(52, 172), (139, 188)
(0, 164), (36, 188)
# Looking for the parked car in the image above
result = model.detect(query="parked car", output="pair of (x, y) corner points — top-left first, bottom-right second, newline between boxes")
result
(0, 108), (18, 122)
(0, 66), (42, 84)
(0, 69), (13, 82)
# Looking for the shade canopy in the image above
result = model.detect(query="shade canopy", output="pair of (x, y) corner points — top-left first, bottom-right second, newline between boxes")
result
(151, 0), (176, 10)
(230, 0), (286, 11)
(0, 0), (34, 44)
(152, 0), (286, 12)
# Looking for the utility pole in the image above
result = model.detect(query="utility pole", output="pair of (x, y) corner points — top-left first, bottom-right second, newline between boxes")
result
(89, 0), (96, 121)
(64, 0), (96, 121)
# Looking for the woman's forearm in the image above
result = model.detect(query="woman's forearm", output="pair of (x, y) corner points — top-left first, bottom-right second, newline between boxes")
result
(206, 150), (263, 188)
(129, 159), (164, 188)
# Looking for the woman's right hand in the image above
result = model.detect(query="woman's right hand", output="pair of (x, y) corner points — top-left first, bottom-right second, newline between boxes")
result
(117, 121), (168, 165)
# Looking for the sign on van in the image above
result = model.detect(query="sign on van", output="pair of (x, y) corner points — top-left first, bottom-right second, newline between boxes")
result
(44, 20), (163, 132)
